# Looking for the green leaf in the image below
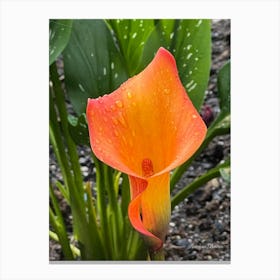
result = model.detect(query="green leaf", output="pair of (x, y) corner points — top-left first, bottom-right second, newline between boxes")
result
(217, 61), (230, 114)
(49, 19), (73, 65)
(63, 20), (128, 115)
(68, 113), (89, 145)
(108, 19), (155, 76)
(171, 159), (230, 209)
(141, 19), (211, 110)
(219, 167), (230, 184)
(207, 61), (230, 136)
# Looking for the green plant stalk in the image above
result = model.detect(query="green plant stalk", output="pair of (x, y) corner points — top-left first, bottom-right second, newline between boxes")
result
(50, 63), (84, 203)
(50, 120), (93, 259)
(171, 159), (230, 209)
(50, 69), (98, 260)
(55, 180), (70, 204)
(120, 174), (130, 218)
(49, 93), (74, 194)
(49, 207), (74, 260)
(149, 248), (165, 261)
(49, 230), (80, 258)
(84, 182), (106, 259)
(50, 108), (85, 240)
(127, 229), (147, 260)
(103, 165), (123, 258)
(92, 155), (111, 259)
(170, 121), (230, 191)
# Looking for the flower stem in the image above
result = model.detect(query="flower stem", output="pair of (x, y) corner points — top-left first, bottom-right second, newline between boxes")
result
(149, 248), (165, 261)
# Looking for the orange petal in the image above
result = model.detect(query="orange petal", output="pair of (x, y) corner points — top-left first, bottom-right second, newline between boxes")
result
(128, 173), (170, 252)
(86, 47), (207, 177)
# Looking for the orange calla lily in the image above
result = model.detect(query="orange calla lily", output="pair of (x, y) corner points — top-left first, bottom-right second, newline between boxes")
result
(86, 47), (207, 255)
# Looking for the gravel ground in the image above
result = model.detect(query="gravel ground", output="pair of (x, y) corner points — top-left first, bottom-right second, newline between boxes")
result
(164, 19), (231, 261)
(49, 19), (231, 261)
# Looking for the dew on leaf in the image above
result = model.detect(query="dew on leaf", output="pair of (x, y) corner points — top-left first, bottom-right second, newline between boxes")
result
(132, 32), (137, 39)
(78, 83), (85, 92)
(196, 19), (202, 27)
(186, 80), (194, 88)
(188, 82), (197, 92)
(187, 53), (193, 60)
(103, 67), (107, 75)
(111, 62), (114, 70)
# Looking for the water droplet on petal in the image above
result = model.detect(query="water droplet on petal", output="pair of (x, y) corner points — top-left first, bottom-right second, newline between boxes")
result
(112, 117), (118, 125)
(192, 114), (197, 119)
(115, 100), (123, 108)
(118, 113), (126, 127)
(121, 135), (127, 144)
(127, 91), (132, 98)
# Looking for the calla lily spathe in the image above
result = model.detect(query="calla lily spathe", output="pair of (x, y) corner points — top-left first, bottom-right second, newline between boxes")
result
(86, 47), (207, 253)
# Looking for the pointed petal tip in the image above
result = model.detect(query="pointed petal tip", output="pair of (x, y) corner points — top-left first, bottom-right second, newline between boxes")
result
(156, 47), (176, 66)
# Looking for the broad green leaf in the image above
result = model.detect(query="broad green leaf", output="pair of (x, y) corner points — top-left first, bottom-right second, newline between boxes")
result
(107, 19), (155, 76)
(207, 61), (231, 136)
(68, 113), (89, 145)
(141, 19), (211, 110)
(174, 20), (211, 110)
(217, 61), (230, 114)
(49, 19), (73, 65)
(63, 20), (128, 115)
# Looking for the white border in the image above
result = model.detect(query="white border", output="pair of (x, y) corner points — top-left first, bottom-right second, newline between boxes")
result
(0, 0), (279, 279)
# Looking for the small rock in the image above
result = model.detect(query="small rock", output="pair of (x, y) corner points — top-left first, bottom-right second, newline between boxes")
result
(79, 157), (87, 164)
(199, 219), (212, 231)
(175, 238), (189, 247)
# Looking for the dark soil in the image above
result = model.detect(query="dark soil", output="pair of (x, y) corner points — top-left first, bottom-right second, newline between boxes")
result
(49, 19), (230, 261)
